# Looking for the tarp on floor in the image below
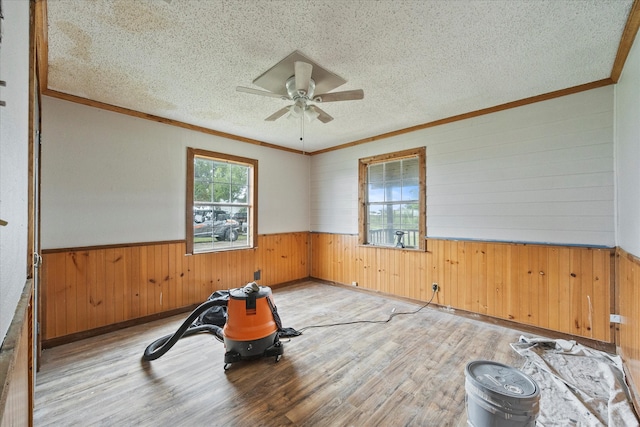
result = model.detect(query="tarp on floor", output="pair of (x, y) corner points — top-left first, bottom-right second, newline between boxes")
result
(511, 336), (639, 426)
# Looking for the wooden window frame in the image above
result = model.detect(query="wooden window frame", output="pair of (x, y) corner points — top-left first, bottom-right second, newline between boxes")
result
(186, 147), (258, 254)
(358, 147), (426, 251)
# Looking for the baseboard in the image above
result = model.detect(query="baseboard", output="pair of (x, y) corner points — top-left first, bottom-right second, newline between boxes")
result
(42, 277), (311, 348)
(41, 304), (200, 349)
(313, 277), (616, 354)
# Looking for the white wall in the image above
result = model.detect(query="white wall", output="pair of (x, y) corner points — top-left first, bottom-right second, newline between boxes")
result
(0, 0), (30, 343)
(615, 34), (640, 256)
(312, 86), (615, 247)
(41, 97), (310, 249)
(41, 70), (622, 251)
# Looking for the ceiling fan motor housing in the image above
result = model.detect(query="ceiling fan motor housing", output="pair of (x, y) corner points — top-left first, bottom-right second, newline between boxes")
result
(286, 76), (316, 101)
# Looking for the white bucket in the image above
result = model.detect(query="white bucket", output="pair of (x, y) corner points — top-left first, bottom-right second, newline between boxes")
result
(465, 360), (539, 427)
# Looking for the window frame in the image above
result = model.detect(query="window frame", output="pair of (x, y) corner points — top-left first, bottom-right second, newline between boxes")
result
(358, 147), (426, 251)
(186, 147), (258, 254)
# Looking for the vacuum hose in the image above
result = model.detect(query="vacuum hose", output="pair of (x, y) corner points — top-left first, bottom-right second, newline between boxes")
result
(142, 299), (227, 361)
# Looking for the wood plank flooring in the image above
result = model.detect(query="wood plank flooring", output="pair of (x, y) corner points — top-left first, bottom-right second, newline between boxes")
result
(34, 281), (533, 426)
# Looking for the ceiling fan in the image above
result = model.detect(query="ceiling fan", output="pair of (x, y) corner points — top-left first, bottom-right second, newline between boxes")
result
(236, 51), (364, 124)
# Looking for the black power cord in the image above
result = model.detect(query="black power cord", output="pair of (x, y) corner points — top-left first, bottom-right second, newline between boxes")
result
(296, 287), (438, 333)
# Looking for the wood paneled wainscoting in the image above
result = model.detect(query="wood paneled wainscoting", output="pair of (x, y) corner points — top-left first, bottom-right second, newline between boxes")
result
(311, 233), (615, 343)
(41, 232), (309, 344)
(617, 248), (640, 405)
(0, 281), (33, 427)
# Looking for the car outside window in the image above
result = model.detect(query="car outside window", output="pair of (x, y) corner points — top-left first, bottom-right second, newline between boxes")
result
(186, 148), (257, 254)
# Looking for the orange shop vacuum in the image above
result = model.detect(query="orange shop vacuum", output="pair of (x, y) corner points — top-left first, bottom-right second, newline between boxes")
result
(142, 282), (297, 370)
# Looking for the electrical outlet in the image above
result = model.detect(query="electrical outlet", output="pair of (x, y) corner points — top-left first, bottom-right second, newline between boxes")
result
(352, 281), (358, 287)
(432, 283), (439, 292)
(254, 270), (261, 281)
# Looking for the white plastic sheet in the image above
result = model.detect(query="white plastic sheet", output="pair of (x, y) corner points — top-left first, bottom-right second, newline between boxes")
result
(511, 337), (639, 426)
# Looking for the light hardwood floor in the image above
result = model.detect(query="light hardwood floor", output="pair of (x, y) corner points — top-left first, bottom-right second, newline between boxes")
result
(34, 281), (533, 426)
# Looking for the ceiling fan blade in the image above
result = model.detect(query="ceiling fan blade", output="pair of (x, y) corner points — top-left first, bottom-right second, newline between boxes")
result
(309, 105), (333, 123)
(236, 86), (288, 99)
(313, 89), (364, 103)
(294, 61), (313, 95)
(265, 106), (291, 121)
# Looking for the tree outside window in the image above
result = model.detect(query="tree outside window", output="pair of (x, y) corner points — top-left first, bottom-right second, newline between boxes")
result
(186, 148), (257, 254)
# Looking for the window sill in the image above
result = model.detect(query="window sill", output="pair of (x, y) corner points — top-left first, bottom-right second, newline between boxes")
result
(192, 245), (253, 255)
(358, 244), (426, 252)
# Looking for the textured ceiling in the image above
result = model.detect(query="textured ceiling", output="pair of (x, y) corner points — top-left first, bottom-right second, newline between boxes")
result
(45, 0), (634, 153)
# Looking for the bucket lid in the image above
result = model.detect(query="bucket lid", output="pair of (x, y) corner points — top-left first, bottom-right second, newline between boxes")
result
(465, 360), (539, 399)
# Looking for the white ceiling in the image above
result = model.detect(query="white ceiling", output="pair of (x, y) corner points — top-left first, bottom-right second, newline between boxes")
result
(45, 0), (634, 153)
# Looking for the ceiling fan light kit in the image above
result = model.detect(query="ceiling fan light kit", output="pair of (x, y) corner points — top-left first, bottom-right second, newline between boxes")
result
(236, 50), (364, 125)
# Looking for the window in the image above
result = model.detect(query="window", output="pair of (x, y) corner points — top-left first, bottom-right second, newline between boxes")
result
(186, 148), (257, 254)
(359, 147), (426, 250)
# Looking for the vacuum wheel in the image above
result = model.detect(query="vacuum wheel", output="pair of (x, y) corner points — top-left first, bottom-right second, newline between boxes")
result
(224, 355), (281, 370)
